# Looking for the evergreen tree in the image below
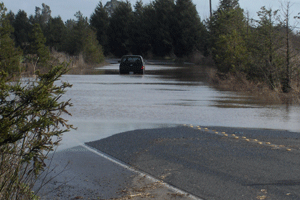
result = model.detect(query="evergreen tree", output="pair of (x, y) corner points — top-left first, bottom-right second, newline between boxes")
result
(214, 29), (248, 72)
(129, 0), (152, 55)
(90, 2), (109, 55)
(13, 10), (31, 52)
(73, 11), (89, 55)
(0, 64), (73, 199)
(83, 28), (105, 64)
(0, 3), (22, 75)
(62, 19), (76, 54)
(63, 11), (105, 63)
(209, 0), (248, 73)
(45, 16), (67, 51)
(218, 0), (239, 10)
(108, 1), (133, 57)
(152, 0), (175, 57)
(7, 10), (14, 25)
(29, 3), (51, 32)
(65, 19), (76, 30)
(140, 3), (156, 56)
(173, 0), (206, 57)
(250, 7), (283, 88)
(280, 2), (293, 93)
(209, 0), (242, 38)
(28, 23), (50, 65)
(7, 11), (15, 42)
(63, 11), (89, 55)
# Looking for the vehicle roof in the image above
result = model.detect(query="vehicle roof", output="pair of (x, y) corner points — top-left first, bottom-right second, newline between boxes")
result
(121, 55), (143, 58)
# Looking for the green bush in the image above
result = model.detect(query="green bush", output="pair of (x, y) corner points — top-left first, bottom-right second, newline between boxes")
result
(0, 65), (74, 199)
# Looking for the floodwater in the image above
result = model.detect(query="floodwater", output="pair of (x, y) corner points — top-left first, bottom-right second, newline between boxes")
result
(57, 63), (300, 150)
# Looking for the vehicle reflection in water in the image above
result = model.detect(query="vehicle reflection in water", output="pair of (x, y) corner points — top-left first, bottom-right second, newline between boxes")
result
(58, 63), (300, 150)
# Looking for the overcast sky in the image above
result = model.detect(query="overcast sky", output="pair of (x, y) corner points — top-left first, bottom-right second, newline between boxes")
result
(2, 0), (300, 26)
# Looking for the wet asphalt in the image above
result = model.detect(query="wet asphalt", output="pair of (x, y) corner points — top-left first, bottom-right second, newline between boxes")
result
(35, 145), (135, 200)
(86, 125), (300, 200)
(35, 141), (196, 200)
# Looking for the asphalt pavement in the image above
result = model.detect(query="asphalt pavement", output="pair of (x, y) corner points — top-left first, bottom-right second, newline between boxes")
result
(35, 141), (197, 200)
(86, 125), (300, 200)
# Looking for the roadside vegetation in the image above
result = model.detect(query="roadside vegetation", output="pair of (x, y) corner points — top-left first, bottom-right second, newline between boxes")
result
(208, 1), (300, 103)
(0, 0), (300, 197)
(0, 2), (74, 199)
(4, 0), (300, 102)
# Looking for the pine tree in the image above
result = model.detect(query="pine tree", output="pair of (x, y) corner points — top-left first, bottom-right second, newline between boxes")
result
(108, 1), (133, 56)
(0, 3), (22, 75)
(128, 0), (152, 55)
(173, 0), (206, 57)
(13, 10), (31, 52)
(209, 0), (248, 73)
(83, 28), (105, 64)
(281, 2), (293, 93)
(45, 16), (67, 51)
(0, 64), (73, 199)
(152, 0), (175, 57)
(28, 23), (50, 65)
(90, 2), (109, 55)
(63, 11), (89, 56)
(63, 11), (105, 63)
(250, 7), (283, 89)
(7, 10), (14, 26)
(29, 3), (51, 32)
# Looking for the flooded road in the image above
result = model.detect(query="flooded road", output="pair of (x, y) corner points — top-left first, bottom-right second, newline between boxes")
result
(58, 63), (300, 150)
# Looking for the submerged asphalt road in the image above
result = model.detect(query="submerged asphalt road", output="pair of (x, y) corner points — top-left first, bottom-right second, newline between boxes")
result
(86, 125), (300, 200)
(35, 141), (197, 200)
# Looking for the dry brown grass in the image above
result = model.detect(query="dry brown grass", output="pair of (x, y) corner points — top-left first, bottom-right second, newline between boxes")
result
(21, 51), (108, 77)
(110, 175), (190, 200)
(208, 68), (300, 104)
(51, 51), (108, 75)
(189, 51), (215, 66)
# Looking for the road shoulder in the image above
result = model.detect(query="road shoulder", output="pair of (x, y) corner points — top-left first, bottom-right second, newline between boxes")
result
(35, 144), (196, 200)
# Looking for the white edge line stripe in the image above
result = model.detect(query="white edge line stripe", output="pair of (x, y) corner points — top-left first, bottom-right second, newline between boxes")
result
(80, 144), (202, 200)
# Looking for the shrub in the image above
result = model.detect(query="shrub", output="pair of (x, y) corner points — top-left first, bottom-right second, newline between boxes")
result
(0, 65), (74, 199)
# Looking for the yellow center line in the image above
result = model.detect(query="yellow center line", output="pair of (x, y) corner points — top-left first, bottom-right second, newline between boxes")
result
(184, 124), (297, 153)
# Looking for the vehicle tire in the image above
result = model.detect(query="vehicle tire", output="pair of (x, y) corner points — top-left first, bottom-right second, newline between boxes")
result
(120, 70), (127, 74)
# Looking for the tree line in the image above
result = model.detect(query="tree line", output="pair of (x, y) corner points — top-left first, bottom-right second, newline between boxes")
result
(5, 0), (207, 59)
(89, 0), (208, 58)
(6, 3), (104, 69)
(209, 0), (300, 93)
(2, 0), (300, 93)
(0, 0), (300, 198)
(1, 2), (74, 199)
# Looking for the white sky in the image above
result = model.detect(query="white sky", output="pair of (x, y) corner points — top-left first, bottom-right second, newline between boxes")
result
(2, 0), (300, 26)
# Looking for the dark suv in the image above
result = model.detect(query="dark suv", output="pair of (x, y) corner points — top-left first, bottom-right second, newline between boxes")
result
(119, 55), (145, 74)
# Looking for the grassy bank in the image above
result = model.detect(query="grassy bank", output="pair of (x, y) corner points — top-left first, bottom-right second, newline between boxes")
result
(20, 51), (108, 77)
(208, 68), (300, 104)
(50, 51), (109, 75)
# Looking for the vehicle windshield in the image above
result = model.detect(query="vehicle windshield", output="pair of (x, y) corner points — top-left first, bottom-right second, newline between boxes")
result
(121, 57), (141, 62)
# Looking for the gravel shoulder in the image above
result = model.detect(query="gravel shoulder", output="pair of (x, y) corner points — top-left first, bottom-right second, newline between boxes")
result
(86, 125), (300, 200)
